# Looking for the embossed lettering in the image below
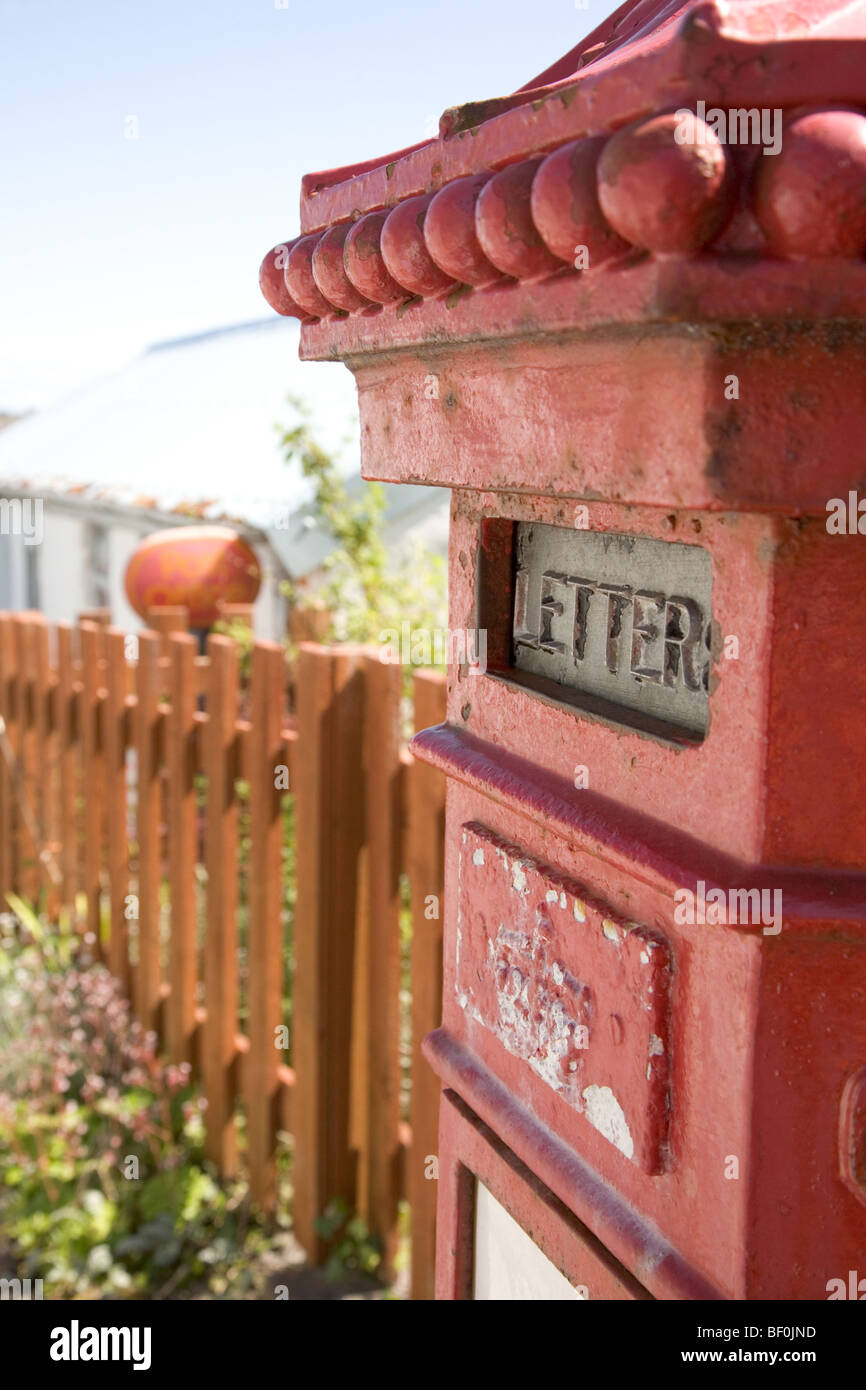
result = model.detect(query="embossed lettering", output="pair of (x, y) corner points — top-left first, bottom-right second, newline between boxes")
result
(510, 525), (712, 740)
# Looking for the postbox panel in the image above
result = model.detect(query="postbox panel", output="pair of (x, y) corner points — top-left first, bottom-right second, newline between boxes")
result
(437, 1088), (652, 1301)
(473, 1183), (587, 1300)
(512, 523), (712, 741)
(456, 821), (672, 1174)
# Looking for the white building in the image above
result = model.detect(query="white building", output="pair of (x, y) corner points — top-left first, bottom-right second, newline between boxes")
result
(0, 317), (449, 640)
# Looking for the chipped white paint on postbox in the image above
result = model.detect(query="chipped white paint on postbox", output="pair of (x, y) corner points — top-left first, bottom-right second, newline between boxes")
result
(457, 822), (673, 1174)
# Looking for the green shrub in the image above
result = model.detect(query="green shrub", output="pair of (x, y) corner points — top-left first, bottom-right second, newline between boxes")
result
(0, 908), (283, 1299)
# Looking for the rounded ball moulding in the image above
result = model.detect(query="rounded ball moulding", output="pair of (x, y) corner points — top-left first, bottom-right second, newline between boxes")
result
(259, 242), (305, 318)
(343, 211), (406, 304)
(753, 107), (866, 258)
(531, 138), (631, 268)
(597, 112), (732, 255)
(475, 157), (564, 280)
(380, 194), (456, 296)
(285, 233), (335, 318)
(424, 174), (503, 286)
(311, 223), (373, 312)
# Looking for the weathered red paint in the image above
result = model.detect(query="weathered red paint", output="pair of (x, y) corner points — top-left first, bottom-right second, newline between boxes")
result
(425, 174), (502, 287)
(380, 194), (455, 297)
(753, 107), (866, 256)
(285, 233), (332, 319)
(343, 210), (405, 305)
(596, 112), (733, 253)
(531, 137), (630, 267)
(264, 0), (866, 1299)
(259, 242), (303, 318)
(437, 1088), (658, 1300)
(311, 223), (372, 312)
(454, 821), (673, 1174)
(475, 158), (562, 279)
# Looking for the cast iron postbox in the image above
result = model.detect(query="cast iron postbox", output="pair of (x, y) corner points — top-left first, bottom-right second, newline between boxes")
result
(262, 0), (866, 1300)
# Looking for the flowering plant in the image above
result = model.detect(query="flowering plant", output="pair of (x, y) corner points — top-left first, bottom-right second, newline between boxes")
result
(0, 902), (277, 1299)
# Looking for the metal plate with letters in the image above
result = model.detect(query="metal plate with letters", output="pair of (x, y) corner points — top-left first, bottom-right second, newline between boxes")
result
(512, 523), (712, 740)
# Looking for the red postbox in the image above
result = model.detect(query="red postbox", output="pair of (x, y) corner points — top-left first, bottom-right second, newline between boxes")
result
(262, 0), (866, 1300)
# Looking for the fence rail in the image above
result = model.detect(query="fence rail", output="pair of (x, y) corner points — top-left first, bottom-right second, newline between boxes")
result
(0, 610), (446, 1299)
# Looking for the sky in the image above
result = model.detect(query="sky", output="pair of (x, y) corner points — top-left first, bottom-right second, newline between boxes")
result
(0, 0), (597, 412)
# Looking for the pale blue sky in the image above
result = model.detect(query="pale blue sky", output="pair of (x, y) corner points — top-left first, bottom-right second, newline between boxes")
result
(0, 0), (596, 410)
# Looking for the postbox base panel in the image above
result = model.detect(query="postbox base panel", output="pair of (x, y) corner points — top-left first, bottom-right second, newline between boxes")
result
(428, 1031), (722, 1300)
(436, 1088), (652, 1301)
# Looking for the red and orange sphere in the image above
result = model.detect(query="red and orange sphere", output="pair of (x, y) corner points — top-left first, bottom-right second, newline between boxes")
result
(124, 526), (261, 628)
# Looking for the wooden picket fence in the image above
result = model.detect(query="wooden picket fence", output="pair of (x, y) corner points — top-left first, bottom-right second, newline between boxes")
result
(0, 609), (446, 1299)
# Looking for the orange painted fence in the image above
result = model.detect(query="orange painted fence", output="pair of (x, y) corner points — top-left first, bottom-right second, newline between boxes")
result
(0, 611), (446, 1300)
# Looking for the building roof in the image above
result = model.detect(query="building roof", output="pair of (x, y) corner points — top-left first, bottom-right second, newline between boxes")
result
(0, 317), (360, 531)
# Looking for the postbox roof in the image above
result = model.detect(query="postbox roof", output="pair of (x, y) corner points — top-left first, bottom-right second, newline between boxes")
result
(297, 0), (866, 223)
(260, 0), (866, 360)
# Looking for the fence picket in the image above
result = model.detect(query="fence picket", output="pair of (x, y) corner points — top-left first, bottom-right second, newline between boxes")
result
(55, 624), (78, 911)
(16, 617), (40, 903)
(105, 629), (131, 991)
(167, 633), (198, 1066)
(80, 622), (107, 956)
(203, 635), (240, 1174)
(246, 641), (285, 1209)
(293, 644), (366, 1263)
(135, 630), (162, 1032)
(32, 618), (56, 899)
